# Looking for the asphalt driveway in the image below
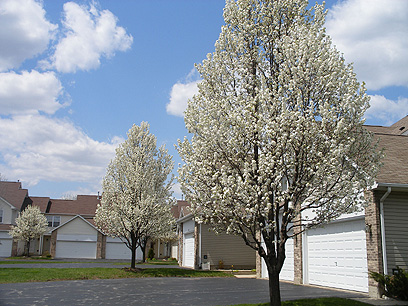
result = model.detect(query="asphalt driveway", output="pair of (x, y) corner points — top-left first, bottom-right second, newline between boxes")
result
(0, 277), (365, 306)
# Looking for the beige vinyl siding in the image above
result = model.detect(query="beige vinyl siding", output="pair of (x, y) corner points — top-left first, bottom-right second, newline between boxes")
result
(383, 191), (408, 271)
(0, 199), (14, 224)
(200, 224), (255, 269)
(57, 217), (96, 236)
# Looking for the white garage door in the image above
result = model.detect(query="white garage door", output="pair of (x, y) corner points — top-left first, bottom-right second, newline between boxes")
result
(183, 233), (195, 268)
(261, 237), (294, 281)
(56, 241), (97, 259)
(306, 218), (368, 292)
(105, 237), (142, 260)
(0, 233), (12, 257)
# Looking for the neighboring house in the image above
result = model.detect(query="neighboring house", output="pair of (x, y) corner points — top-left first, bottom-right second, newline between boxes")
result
(177, 202), (256, 270)
(0, 181), (28, 257)
(257, 116), (408, 298)
(0, 183), (142, 260)
(49, 215), (142, 260)
(146, 200), (190, 260)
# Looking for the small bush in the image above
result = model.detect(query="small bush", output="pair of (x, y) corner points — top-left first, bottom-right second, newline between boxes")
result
(370, 267), (408, 301)
(147, 248), (155, 260)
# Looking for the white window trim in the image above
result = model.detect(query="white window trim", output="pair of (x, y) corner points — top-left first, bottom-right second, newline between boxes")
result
(47, 215), (60, 227)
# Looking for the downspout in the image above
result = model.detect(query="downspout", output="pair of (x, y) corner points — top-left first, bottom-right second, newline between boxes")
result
(39, 235), (43, 255)
(199, 223), (202, 268)
(379, 187), (391, 275)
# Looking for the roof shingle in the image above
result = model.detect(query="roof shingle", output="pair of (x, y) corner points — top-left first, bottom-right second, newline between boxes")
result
(0, 181), (28, 210)
(47, 195), (100, 216)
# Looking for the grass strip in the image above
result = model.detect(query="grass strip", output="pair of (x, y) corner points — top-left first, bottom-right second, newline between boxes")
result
(0, 267), (233, 283)
(232, 297), (372, 306)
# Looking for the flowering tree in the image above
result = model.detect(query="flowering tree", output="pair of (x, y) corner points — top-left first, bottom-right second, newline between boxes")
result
(177, 0), (382, 305)
(95, 122), (175, 268)
(9, 205), (48, 257)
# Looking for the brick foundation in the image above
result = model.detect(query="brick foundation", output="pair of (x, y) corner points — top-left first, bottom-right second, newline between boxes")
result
(365, 190), (385, 298)
(97, 232), (106, 259)
(50, 230), (57, 258)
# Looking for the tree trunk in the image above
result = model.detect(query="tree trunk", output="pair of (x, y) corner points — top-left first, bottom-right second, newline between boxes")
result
(268, 268), (281, 306)
(130, 234), (137, 269)
(131, 248), (136, 269)
(140, 241), (146, 263)
(26, 239), (31, 257)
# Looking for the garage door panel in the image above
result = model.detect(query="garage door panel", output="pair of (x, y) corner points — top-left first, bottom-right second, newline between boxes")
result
(105, 240), (142, 260)
(261, 237), (294, 281)
(106, 241), (130, 259)
(183, 233), (195, 268)
(279, 238), (294, 281)
(0, 239), (12, 257)
(306, 219), (368, 292)
(55, 241), (96, 259)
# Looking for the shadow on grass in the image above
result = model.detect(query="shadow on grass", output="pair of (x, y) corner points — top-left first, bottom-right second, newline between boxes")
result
(0, 267), (233, 283)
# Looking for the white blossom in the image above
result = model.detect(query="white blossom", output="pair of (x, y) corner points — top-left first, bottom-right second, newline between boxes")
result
(177, 1), (382, 305)
(94, 122), (175, 267)
(9, 205), (48, 256)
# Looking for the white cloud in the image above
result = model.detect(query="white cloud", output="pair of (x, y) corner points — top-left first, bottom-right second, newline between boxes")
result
(170, 182), (183, 199)
(0, 114), (123, 187)
(166, 81), (200, 117)
(43, 2), (133, 73)
(325, 0), (408, 90)
(366, 95), (408, 125)
(0, 70), (64, 115)
(0, 0), (57, 71)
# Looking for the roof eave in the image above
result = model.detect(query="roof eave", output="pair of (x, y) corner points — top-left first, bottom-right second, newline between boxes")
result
(0, 195), (18, 210)
(176, 213), (194, 224)
(376, 182), (408, 191)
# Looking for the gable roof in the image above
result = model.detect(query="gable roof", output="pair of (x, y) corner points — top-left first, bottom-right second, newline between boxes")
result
(365, 116), (408, 185)
(50, 215), (100, 233)
(47, 195), (100, 216)
(373, 133), (408, 185)
(389, 115), (408, 135)
(366, 115), (408, 136)
(0, 181), (28, 210)
(30, 197), (51, 213)
(20, 196), (51, 214)
(171, 200), (190, 219)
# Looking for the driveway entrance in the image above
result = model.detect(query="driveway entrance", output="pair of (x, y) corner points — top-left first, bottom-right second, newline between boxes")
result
(0, 277), (365, 306)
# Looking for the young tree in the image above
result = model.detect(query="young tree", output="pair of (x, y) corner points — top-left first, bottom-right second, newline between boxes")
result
(177, 1), (382, 305)
(9, 205), (48, 257)
(95, 122), (174, 268)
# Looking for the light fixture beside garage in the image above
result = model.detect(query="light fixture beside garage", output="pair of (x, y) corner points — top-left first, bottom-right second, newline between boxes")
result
(365, 222), (372, 235)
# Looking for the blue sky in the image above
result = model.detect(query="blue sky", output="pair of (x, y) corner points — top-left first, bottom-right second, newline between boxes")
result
(0, 0), (407, 199)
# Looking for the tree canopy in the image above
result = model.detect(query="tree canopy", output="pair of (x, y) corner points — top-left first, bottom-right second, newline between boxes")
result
(177, 0), (382, 305)
(9, 205), (48, 256)
(95, 122), (175, 268)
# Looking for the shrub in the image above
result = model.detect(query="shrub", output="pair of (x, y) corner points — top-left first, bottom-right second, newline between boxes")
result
(147, 248), (155, 260)
(370, 267), (408, 301)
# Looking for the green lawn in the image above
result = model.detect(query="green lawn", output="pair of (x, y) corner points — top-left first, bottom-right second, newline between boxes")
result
(232, 297), (373, 306)
(2, 258), (177, 266)
(0, 267), (233, 283)
(139, 259), (179, 265)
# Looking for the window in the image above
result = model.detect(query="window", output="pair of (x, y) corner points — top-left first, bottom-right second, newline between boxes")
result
(46, 216), (60, 227)
(0, 209), (3, 223)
